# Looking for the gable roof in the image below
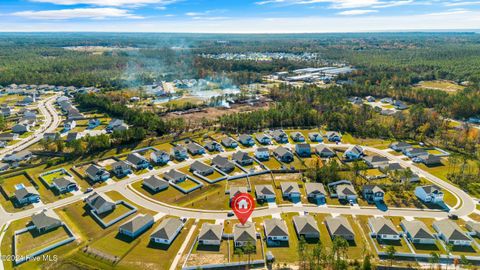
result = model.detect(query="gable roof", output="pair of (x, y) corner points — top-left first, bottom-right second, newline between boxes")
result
(164, 169), (186, 181)
(199, 223), (223, 241)
(212, 155), (234, 168)
(186, 142), (204, 153)
(143, 175), (168, 190)
(126, 153), (147, 165)
(325, 216), (354, 237)
(14, 186), (39, 200)
(190, 161), (213, 172)
(232, 151), (253, 163)
(305, 183), (326, 196)
(151, 218), (183, 240)
(433, 220), (470, 241)
(234, 222), (256, 242)
(293, 216), (320, 235)
(274, 146), (292, 157)
(401, 220), (435, 240)
(368, 217), (398, 236)
(53, 177), (76, 190)
(264, 218), (289, 237)
(280, 182), (300, 194)
(85, 192), (115, 211)
(119, 214), (154, 233)
(31, 211), (61, 229)
(255, 185), (275, 196)
(363, 155), (389, 163)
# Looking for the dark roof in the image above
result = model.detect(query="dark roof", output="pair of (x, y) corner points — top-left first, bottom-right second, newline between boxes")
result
(85, 192), (115, 211)
(164, 169), (186, 181)
(186, 142), (204, 153)
(53, 177), (76, 189)
(274, 146), (292, 157)
(190, 161), (213, 173)
(264, 218), (289, 237)
(143, 175), (169, 190)
(212, 155), (234, 168)
(14, 186), (39, 200)
(126, 153), (147, 165)
(112, 160), (131, 170)
(232, 151), (253, 163)
(387, 163), (403, 171)
(31, 211), (61, 229)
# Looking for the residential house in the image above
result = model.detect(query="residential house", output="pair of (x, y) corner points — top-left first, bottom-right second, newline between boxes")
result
(336, 184), (357, 201)
(325, 131), (342, 142)
(389, 142), (412, 152)
(150, 150), (170, 165)
(107, 119), (124, 131)
(126, 153), (150, 170)
(221, 137), (238, 149)
(394, 100), (408, 110)
(66, 132), (82, 142)
(14, 186), (40, 205)
(88, 119), (101, 129)
(164, 169), (187, 183)
(308, 132), (323, 142)
(382, 163), (420, 183)
(280, 182), (301, 202)
(0, 107), (12, 117)
(366, 96), (375, 102)
(63, 120), (76, 131)
(112, 123), (128, 132)
(119, 214), (155, 238)
(343, 145), (364, 161)
(232, 151), (254, 166)
(255, 185), (276, 202)
(31, 211), (62, 233)
(362, 185), (385, 203)
(325, 216), (355, 241)
(290, 131), (305, 142)
(466, 221), (480, 236)
(254, 147), (270, 161)
(142, 175), (169, 193)
(273, 146), (294, 163)
(0, 133), (19, 141)
(234, 222), (257, 247)
(198, 223), (223, 246)
(204, 141), (222, 152)
(211, 155), (235, 173)
(111, 161), (132, 177)
(293, 215), (320, 239)
(238, 134), (255, 146)
(363, 155), (389, 168)
(368, 217), (400, 240)
(190, 161), (214, 176)
(271, 130), (288, 143)
(305, 183), (327, 204)
(3, 150), (32, 163)
(402, 148), (428, 158)
(85, 192), (116, 215)
(186, 142), (205, 156)
(400, 220), (436, 245)
(43, 133), (60, 141)
(380, 97), (393, 104)
(150, 218), (184, 245)
(52, 177), (78, 193)
(85, 164), (110, 182)
(433, 220), (472, 246)
(415, 185), (444, 204)
(295, 143), (311, 157)
(171, 145), (188, 161)
(12, 124), (29, 134)
(255, 133), (272, 145)
(0, 163), (9, 172)
(264, 218), (289, 245)
(229, 186), (248, 202)
(315, 145), (336, 158)
(414, 154), (442, 166)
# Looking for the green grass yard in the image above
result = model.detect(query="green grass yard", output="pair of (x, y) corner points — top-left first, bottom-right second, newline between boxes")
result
(16, 226), (71, 257)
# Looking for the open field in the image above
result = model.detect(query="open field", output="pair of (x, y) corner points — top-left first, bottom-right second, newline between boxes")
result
(415, 80), (465, 93)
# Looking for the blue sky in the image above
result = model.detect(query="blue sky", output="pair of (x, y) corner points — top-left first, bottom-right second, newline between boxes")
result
(1, 0), (480, 32)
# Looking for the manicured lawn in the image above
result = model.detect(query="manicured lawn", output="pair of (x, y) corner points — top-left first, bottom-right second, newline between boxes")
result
(205, 170), (225, 181)
(97, 204), (132, 224)
(362, 168), (385, 177)
(427, 149), (444, 155)
(260, 158), (283, 170)
(16, 226), (71, 257)
(41, 169), (71, 185)
(177, 179), (201, 190)
(89, 230), (135, 258)
(0, 174), (32, 197)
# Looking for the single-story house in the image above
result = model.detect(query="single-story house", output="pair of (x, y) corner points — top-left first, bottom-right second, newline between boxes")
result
(111, 160), (132, 177)
(255, 185), (276, 201)
(343, 145), (364, 161)
(126, 153), (150, 170)
(88, 118), (101, 129)
(14, 186), (40, 205)
(212, 155), (235, 173)
(325, 131), (342, 142)
(336, 184), (357, 201)
(0, 133), (19, 141)
(143, 175), (169, 193)
(107, 119), (124, 131)
(433, 220), (472, 246)
(414, 154), (442, 166)
(3, 150), (33, 163)
(190, 161), (214, 176)
(293, 215), (320, 239)
(221, 137), (238, 149)
(264, 218), (289, 245)
(273, 146), (294, 163)
(315, 145), (336, 158)
(232, 151), (254, 166)
(295, 143), (311, 157)
(204, 141), (222, 152)
(238, 134), (255, 146)
(280, 182), (301, 201)
(64, 120), (76, 131)
(368, 217), (400, 240)
(198, 223), (223, 246)
(308, 132), (323, 142)
(85, 164), (110, 182)
(234, 222), (257, 247)
(52, 177), (78, 193)
(85, 192), (116, 215)
(415, 185), (444, 204)
(325, 216), (355, 241)
(229, 186), (248, 201)
(0, 163), (10, 172)
(400, 220), (436, 245)
(254, 147), (270, 161)
(186, 142), (206, 156)
(290, 131), (305, 142)
(172, 145), (188, 160)
(43, 133), (60, 141)
(66, 132), (82, 142)
(402, 148), (428, 158)
(305, 183), (326, 204)
(150, 218), (184, 245)
(150, 150), (170, 165)
(31, 211), (62, 233)
(362, 185), (385, 203)
(272, 130), (288, 143)
(363, 155), (389, 168)
(12, 124), (29, 134)
(119, 214), (155, 239)
(255, 133), (272, 145)
(164, 169), (187, 183)
(389, 142), (412, 152)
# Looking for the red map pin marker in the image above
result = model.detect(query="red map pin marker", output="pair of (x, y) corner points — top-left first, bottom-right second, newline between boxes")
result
(231, 192), (255, 225)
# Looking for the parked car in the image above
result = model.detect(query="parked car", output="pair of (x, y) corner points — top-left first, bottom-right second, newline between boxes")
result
(84, 187), (93, 193)
(448, 214), (459, 220)
(227, 211), (235, 217)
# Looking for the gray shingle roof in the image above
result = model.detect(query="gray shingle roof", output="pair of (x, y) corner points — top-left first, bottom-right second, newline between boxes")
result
(31, 211), (61, 230)
(85, 192), (115, 211)
(53, 177), (76, 190)
(280, 182), (300, 194)
(433, 220), (470, 241)
(151, 218), (183, 240)
(199, 223), (223, 241)
(119, 214), (154, 233)
(143, 175), (168, 190)
(126, 153), (147, 165)
(293, 216), (320, 235)
(234, 222), (256, 243)
(255, 185), (275, 197)
(368, 217), (398, 236)
(325, 216), (354, 237)
(401, 220), (435, 240)
(305, 183), (326, 196)
(264, 218), (289, 238)
(14, 186), (39, 200)
(232, 151), (253, 163)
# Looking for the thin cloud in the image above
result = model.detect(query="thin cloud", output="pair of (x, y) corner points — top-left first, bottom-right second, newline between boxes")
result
(255, 0), (415, 9)
(29, 0), (179, 7)
(338, 9), (378, 15)
(12, 7), (142, 19)
(445, 1), (480, 6)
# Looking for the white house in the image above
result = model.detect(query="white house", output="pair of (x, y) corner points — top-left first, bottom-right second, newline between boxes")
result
(368, 217), (400, 241)
(198, 223), (223, 246)
(433, 220), (472, 246)
(254, 147), (270, 161)
(264, 218), (289, 245)
(415, 185), (444, 204)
